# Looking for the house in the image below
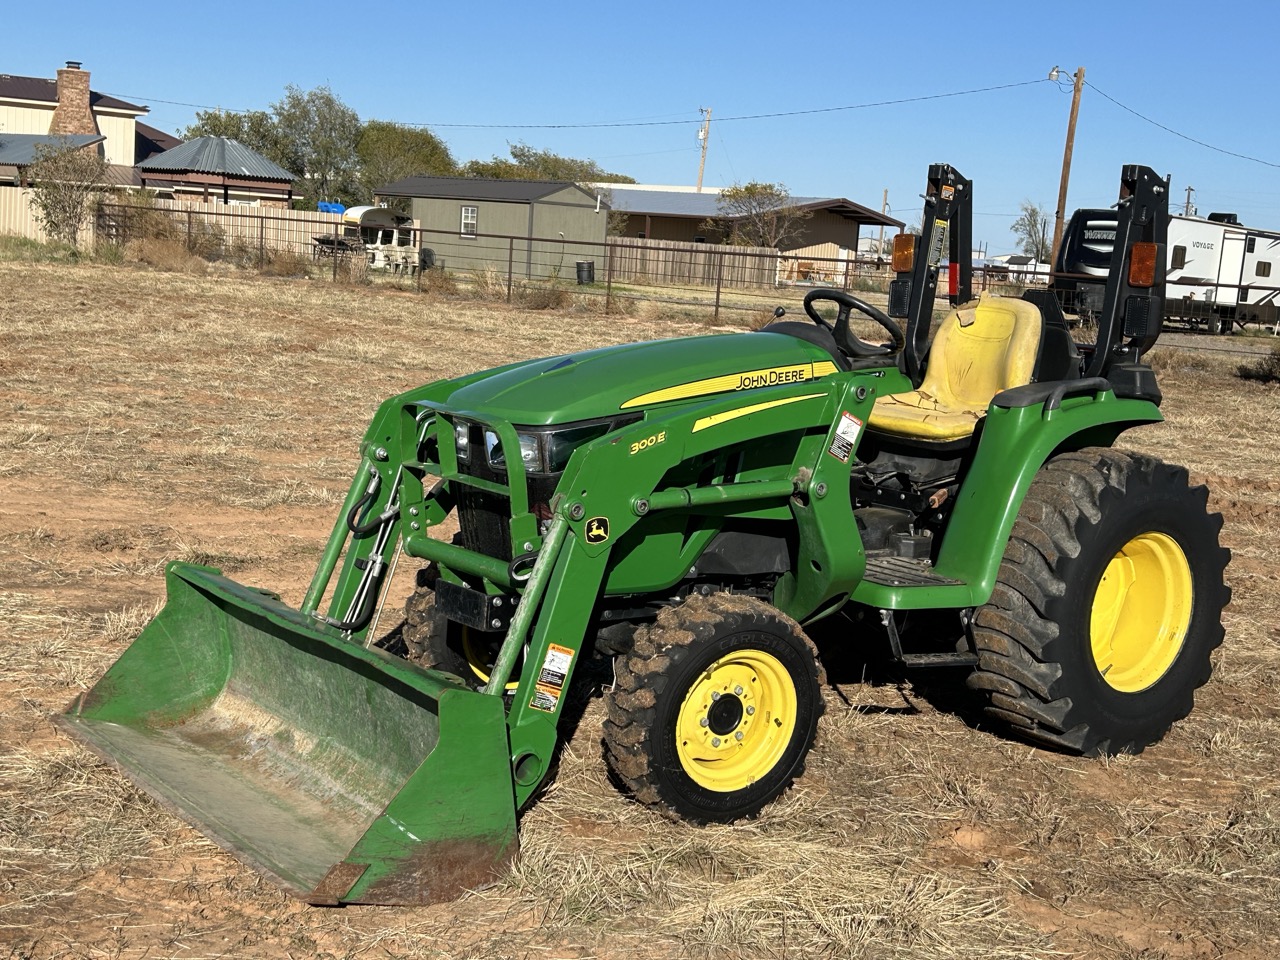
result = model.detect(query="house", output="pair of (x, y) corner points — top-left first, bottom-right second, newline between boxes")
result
(599, 184), (902, 264)
(0, 62), (177, 169)
(137, 137), (296, 207)
(375, 175), (609, 279)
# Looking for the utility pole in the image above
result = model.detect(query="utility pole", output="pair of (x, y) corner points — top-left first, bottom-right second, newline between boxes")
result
(1050, 65), (1085, 267)
(877, 188), (889, 257)
(696, 107), (712, 193)
(1184, 185), (1196, 216)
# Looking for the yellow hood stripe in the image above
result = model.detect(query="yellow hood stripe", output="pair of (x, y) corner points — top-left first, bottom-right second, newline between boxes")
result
(622, 361), (838, 409)
(692, 393), (827, 433)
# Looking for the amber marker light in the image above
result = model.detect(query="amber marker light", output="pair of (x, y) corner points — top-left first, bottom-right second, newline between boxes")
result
(1128, 242), (1159, 288)
(892, 234), (916, 273)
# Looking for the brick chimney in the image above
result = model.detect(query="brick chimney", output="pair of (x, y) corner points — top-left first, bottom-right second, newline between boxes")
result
(49, 61), (100, 137)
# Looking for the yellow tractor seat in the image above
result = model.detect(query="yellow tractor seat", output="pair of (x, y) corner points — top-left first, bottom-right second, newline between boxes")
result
(869, 294), (1043, 443)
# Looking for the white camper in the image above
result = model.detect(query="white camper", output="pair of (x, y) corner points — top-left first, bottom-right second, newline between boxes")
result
(342, 206), (417, 270)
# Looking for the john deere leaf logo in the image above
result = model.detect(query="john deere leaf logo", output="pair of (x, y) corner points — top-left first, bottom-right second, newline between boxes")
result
(585, 517), (610, 544)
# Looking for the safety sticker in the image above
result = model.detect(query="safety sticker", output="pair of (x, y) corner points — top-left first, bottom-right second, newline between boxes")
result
(928, 218), (949, 267)
(530, 643), (575, 713)
(827, 411), (864, 463)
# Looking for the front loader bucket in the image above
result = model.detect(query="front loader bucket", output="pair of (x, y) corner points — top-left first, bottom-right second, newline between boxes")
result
(57, 562), (518, 906)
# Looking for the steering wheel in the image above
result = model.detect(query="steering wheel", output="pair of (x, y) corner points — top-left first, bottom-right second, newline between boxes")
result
(803, 289), (904, 359)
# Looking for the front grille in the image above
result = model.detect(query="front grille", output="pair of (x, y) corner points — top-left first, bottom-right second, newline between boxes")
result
(457, 487), (512, 561)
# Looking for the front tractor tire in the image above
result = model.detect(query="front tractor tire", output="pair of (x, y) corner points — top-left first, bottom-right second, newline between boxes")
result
(402, 571), (508, 690)
(968, 449), (1230, 756)
(604, 594), (825, 824)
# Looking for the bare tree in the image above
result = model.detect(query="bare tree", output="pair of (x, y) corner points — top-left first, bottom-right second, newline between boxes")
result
(1011, 200), (1052, 261)
(27, 140), (107, 246)
(703, 182), (813, 249)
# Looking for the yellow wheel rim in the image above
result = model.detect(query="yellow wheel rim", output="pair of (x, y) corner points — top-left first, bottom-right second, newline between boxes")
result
(1090, 531), (1193, 693)
(461, 628), (519, 692)
(675, 649), (798, 792)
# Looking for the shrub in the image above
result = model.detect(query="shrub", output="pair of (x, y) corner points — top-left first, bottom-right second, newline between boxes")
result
(420, 267), (457, 296)
(0, 235), (80, 263)
(125, 237), (208, 274)
(259, 246), (312, 278)
(469, 266), (508, 300)
(517, 282), (571, 311)
(1237, 346), (1280, 384)
(334, 253), (370, 285)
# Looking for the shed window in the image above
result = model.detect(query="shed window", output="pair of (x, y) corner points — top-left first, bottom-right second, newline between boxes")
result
(460, 205), (478, 238)
(1171, 245), (1186, 270)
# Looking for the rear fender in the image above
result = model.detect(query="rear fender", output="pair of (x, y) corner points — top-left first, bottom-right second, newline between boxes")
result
(851, 390), (1162, 609)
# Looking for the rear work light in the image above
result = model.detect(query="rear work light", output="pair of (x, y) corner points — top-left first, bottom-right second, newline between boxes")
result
(1128, 242), (1159, 288)
(891, 233), (916, 273)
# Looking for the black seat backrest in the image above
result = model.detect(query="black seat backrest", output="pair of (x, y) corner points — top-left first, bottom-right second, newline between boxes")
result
(1021, 289), (1082, 382)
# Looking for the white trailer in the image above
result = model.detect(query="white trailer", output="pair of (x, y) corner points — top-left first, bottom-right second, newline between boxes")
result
(1057, 209), (1280, 333)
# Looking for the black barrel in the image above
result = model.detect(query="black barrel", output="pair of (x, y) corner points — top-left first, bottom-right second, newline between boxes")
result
(575, 260), (595, 284)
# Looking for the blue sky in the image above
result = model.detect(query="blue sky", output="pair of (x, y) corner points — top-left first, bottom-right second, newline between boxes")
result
(7, 0), (1280, 255)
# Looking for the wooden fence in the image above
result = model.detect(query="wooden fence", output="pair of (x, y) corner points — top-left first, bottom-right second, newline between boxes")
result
(0, 188), (51, 243)
(607, 237), (778, 288)
(100, 198), (342, 254)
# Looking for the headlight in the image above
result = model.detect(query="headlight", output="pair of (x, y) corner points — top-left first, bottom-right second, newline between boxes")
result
(544, 423), (611, 473)
(453, 421), (470, 462)
(485, 429), (541, 472)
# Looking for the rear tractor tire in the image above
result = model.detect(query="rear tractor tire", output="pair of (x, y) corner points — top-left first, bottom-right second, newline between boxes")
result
(604, 594), (825, 824)
(967, 448), (1230, 756)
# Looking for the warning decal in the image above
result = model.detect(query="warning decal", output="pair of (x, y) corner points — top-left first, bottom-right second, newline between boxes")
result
(530, 643), (575, 713)
(828, 411), (864, 463)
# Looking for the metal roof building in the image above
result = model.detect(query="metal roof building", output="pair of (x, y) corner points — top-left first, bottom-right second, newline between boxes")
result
(593, 183), (901, 255)
(0, 132), (104, 166)
(377, 175), (602, 205)
(137, 136), (296, 206)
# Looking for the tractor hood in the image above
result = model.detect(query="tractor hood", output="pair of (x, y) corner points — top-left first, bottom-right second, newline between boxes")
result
(445, 331), (840, 425)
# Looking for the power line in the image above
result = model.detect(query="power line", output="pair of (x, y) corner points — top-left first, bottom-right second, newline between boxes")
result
(106, 77), (1048, 132)
(398, 79), (1048, 130)
(1086, 81), (1280, 170)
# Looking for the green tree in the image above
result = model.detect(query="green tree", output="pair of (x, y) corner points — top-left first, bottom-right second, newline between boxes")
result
(704, 182), (813, 249)
(27, 140), (107, 246)
(271, 84), (363, 205)
(358, 120), (455, 201)
(460, 142), (634, 184)
(1011, 200), (1051, 261)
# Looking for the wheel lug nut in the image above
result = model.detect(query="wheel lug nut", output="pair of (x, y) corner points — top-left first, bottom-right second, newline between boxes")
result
(734, 685), (743, 695)
(711, 691), (721, 701)
(711, 737), (721, 747)
(735, 731), (744, 741)
(746, 706), (755, 715)
(699, 717), (709, 727)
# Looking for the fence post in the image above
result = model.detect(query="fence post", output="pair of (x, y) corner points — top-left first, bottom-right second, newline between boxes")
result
(186, 209), (192, 250)
(507, 238), (515, 303)
(605, 241), (614, 315)
(332, 217), (339, 283)
(258, 216), (265, 269)
(714, 251), (725, 322)
(416, 227), (423, 293)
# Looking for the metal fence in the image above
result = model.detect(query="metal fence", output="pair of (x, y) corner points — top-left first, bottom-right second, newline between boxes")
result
(0, 190), (1139, 324)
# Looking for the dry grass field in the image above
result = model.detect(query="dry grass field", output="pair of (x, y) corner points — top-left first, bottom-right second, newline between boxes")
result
(2, 253), (1279, 959)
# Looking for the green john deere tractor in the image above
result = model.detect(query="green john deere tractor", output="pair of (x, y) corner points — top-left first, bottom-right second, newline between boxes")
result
(60, 163), (1229, 905)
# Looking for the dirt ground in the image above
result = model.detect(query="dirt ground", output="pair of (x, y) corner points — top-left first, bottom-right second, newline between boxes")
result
(2, 259), (1279, 959)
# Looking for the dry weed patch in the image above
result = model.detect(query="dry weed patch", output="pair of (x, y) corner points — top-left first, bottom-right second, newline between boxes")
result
(2, 259), (1279, 958)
